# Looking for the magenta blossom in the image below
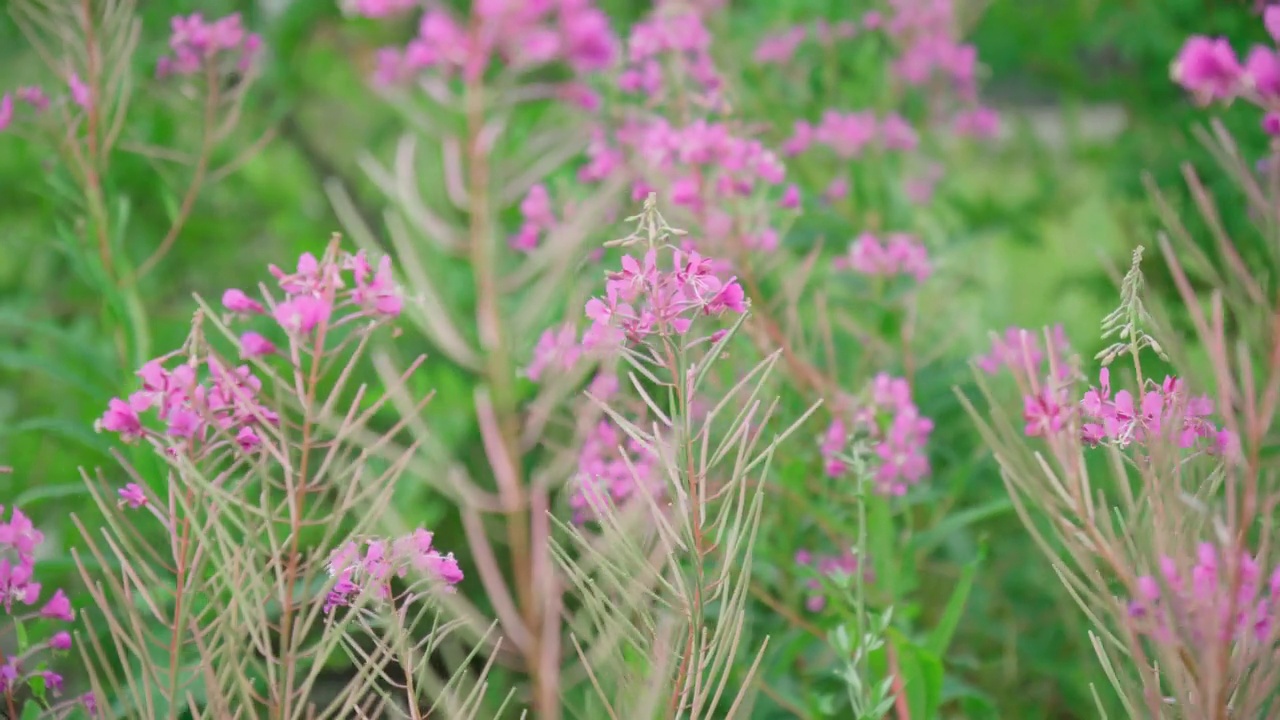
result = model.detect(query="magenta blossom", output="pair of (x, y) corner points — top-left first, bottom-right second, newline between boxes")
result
(323, 529), (462, 614)
(583, 246), (747, 349)
(1173, 36), (1244, 103)
(570, 419), (661, 524)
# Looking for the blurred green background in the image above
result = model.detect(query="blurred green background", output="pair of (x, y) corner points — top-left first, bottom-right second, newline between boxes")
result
(0, 0), (1271, 716)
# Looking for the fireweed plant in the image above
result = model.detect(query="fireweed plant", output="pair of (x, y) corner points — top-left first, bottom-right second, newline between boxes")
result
(2, 0), (270, 369)
(326, 0), (1004, 716)
(963, 9), (1280, 717)
(579, 2), (1000, 715)
(79, 241), (492, 718)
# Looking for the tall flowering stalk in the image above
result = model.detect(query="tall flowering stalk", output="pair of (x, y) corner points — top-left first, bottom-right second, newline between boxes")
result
(0, 484), (89, 718)
(4, 1), (270, 366)
(551, 197), (818, 716)
(963, 103), (1280, 714)
(327, 1), (626, 715)
(75, 240), (485, 718)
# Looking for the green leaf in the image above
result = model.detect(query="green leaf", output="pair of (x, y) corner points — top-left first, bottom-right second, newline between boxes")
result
(866, 494), (899, 600)
(20, 699), (42, 720)
(924, 544), (986, 657)
(887, 629), (944, 720)
(14, 618), (28, 652)
(909, 497), (1013, 558)
(14, 482), (91, 508)
(0, 417), (111, 455)
(27, 671), (47, 703)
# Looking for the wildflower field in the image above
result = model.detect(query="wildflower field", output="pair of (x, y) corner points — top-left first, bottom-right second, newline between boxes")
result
(1, 0), (1278, 717)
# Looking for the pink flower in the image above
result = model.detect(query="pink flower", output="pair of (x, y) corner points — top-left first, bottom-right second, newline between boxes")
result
(561, 6), (618, 73)
(48, 631), (72, 651)
(96, 395), (150, 442)
(348, 0), (417, 18)
(879, 113), (918, 150)
(779, 184), (801, 209)
(0, 94), (12, 132)
(274, 294), (333, 333)
(754, 26), (807, 65)
(40, 588), (74, 621)
(239, 331), (277, 358)
(1173, 36), (1243, 102)
(525, 324), (581, 381)
(68, 73), (91, 109)
(570, 419), (662, 523)
(222, 288), (264, 314)
(823, 176), (849, 203)
(118, 483), (147, 509)
(840, 232), (930, 282)
(952, 106), (1001, 139)
(352, 254), (402, 316)
(1244, 46), (1280, 98)
(324, 529), (463, 613)
(520, 184), (555, 229)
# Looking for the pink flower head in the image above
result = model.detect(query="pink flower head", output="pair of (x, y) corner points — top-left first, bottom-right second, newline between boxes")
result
(40, 588), (74, 621)
(350, 253), (402, 316)
(95, 396), (143, 441)
(1244, 46), (1280, 99)
(48, 631), (72, 651)
(160, 13), (261, 78)
(840, 232), (930, 282)
(273, 294), (333, 334)
(0, 94), (12, 132)
(952, 106), (1001, 139)
(323, 530), (460, 613)
(569, 419), (662, 523)
(1173, 36), (1243, 102)
(347, 0), (418, 18)
(118, 483), (147, 509)
(16, 86), (48, 112)
(239, 331), (277, 358)
(223, 288), (265, 314)
(67, 73), (91, 109)
(520, 184), (556, 229)
(879, 113), (919, 151)
(779, 184), (801, 209)
(1267, 6), (1280, 43)
(525, 323), (582, 381)
(754, 26), (807, 65)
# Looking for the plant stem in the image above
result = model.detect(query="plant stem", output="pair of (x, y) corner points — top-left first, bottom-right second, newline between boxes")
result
(463, 66), (555, 717)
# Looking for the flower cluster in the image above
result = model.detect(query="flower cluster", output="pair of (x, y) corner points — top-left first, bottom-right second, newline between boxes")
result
(783, 111), (920, 158)
(1129, 543), (1280, 648)
(0, 78), (92, 132)
(1172, 9), (1280, 134)
(1079, 369), (1233, 453)
(837, 231), (931, 282)
(97, 248), (402, 463)
(323, 529), (463, 614)
(752, 20), (857, 65)
(881, 0), (975, 97)
(583, 246), (746, 348)
(225, 248), (403, 350)
(620, 9), (722, 108)
(525, 322), (582, 381)
(95, 352), (278, 456)
(511, 184), (558, 253)
(157, 13), (263, 78)
(623, 119), (789, 249)
(363, 0), (618, 88)
(976, 325), (1071, 379)
(0, 503), (85, 710)
(794, 547), (873, 613)
(570, 419), (662, 523)
(824, 374), (934, 496)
